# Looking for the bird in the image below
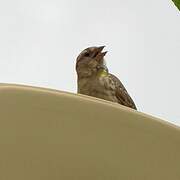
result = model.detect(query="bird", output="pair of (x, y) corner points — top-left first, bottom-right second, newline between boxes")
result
(76, 46), (137, 110)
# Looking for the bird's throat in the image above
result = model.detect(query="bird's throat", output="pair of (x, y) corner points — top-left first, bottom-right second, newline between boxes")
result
(97, 69), (108, 77)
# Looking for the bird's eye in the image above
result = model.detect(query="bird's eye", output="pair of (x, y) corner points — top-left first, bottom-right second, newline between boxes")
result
(84, 52), (90, 57)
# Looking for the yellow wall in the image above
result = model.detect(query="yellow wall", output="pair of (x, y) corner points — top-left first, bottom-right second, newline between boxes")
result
(0, 84), (180, 180)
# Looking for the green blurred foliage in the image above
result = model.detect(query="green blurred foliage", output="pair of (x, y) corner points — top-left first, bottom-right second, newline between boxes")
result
(172, 0), (180, 11)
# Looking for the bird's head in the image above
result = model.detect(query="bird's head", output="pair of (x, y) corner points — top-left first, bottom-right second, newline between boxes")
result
(76, 46), (108, 78)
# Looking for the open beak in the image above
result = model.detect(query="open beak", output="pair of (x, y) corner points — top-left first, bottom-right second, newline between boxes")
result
(97, 46), (105, 52)
(94, 46), (107, 60)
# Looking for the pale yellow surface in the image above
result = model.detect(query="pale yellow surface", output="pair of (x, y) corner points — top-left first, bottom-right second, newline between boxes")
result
(0, 83), (180, 180)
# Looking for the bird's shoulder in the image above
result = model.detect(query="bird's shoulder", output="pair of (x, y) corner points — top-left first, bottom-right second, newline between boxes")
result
(108, 73), (127, 92)
(108, 73), (137, 110)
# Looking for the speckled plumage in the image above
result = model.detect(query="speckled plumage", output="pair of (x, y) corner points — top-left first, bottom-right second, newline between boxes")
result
(76, 46), (137, 110)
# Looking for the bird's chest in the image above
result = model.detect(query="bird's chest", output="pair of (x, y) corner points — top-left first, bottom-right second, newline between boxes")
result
(78, 76), (116, 101)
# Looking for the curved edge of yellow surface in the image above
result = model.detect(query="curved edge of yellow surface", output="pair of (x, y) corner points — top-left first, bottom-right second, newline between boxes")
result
(0, 83), (180, 180)
(0, 83), (179, 130)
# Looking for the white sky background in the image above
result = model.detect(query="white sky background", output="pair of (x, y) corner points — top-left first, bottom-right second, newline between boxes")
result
(0, 0), (180, 125)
